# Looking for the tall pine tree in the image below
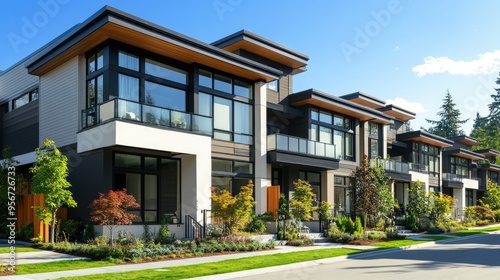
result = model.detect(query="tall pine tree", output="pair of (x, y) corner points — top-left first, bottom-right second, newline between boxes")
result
(426, 89), (468, 137)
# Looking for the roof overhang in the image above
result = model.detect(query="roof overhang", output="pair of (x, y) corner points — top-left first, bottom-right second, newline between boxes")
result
(26, 6), (281, 82)
(474, 149), (500, 158)
(442, 147), (485, 160)
(212, 30), (309, 75)
(447, 135), (478, 147)
(378, 104), (416, 122)
(477, 163), (500, 172)
(396, 130), (454, 148)
(289, 89), (393, 125)
(340, 91), (386, 109)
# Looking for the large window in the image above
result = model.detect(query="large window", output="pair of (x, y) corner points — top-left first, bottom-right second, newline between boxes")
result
(466, 190), (473, 207)
(212, 158), (254, 196)
(114, 153), (180, 223)
(198, 69), (253, 99)
(310, 108), (354, 161)
(199, 93), (253, 144)
(145, 58), (186, 84)
(145, 81), (185, 111)
(489, 171), (499, 184)
(450, 156), (470, 178)
(334, 176), (350, 213)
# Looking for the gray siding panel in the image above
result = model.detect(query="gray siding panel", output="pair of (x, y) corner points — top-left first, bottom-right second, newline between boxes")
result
(0, 64), (39, 104)
(39, 57), (80, 147)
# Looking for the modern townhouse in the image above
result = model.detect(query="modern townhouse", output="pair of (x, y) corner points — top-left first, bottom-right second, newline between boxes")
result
(1, 6), (496, 239)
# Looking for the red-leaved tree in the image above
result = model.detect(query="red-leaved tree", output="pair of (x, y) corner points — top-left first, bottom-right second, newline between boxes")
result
(89, 189), (140, 246)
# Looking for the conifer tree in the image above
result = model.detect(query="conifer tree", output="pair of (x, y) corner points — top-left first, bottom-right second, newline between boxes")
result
(426, 89), (468, 137)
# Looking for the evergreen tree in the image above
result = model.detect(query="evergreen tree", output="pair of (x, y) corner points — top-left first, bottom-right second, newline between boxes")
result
(426, 89), (468, 137)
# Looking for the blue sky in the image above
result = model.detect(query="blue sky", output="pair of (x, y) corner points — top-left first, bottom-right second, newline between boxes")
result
(2, 0), (500, 133)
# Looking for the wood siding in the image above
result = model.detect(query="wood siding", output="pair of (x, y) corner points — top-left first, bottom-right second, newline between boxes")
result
(211, 140), (251, 161)
(39, 57), (80, 147)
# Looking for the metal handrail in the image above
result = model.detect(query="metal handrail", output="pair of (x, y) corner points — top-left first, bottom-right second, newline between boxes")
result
(185, 215), (204, 240)
(267, 133), (337, 159)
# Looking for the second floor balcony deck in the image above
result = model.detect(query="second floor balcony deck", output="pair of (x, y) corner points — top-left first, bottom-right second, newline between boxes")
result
(81, 98), (213, 136)
(267, 133), (339, 170)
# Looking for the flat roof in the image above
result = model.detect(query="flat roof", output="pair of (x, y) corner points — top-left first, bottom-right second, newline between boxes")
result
(211, 30), (309, 74)
(442, 147), (485, 160)
(396, 130), (454, 148)
(289, 89), (394, 125)
(25, 6), (282, 82)
(448, 135), (478, 147)
(474, 149), (500, 157)
(379, 104), (416, 122)
(340, 91), (386, 109)
(477, 162), (500, 172)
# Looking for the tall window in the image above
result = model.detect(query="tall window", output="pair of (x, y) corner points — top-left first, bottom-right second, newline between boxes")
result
(466, 190), (473, 207)
(198, 69), (253, 99)
(368, 122), (379, 159)
(199, 92), (253, 144)
(114, 153), (180, 223)
(310, 108), (354, 161)
(489, 171), (499, 184)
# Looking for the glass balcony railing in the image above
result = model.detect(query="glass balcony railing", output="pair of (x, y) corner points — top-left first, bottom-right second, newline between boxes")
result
(408, 162), (429, 173)
(81, 98), (212, 136)
(370, 158), (409, 174)
(267, 133), (337, 159)
(443, 173), (463, 182)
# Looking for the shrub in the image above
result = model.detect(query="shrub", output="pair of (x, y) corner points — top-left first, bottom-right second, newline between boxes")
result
(494, 209), (500, 221)
(258, 211), (275, 221)
(93, 235), (109, 246)
(287, 236), (314, 246)
(367, 231), (386, 240)
(155, 218), (175, 244)
(84, 223), (95, 242)
(59, 219), (84, 242)
(464, 206), (496, 223)
(354, 217), (364, 234)
(427, 227), (445, 234)
(116, 230), (139, 246)
(142, 224), (155, 244)
(336, 216), (355, 234)
(17, 223), (34, 241)
(245, 212), (266, 233)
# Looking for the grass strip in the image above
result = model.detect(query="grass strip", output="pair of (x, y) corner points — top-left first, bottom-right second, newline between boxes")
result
(371, 239), (428, 249)
(450, 226), (500, 237)
(50, 248), (360, 280)
(15, 260), (116, 275)
(0, 247), (41, 253)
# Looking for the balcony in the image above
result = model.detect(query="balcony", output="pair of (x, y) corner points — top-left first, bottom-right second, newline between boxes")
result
(370, 158), (409, 173)
(408, 162), (429, 173)
(443, 173), (463, 182)
(81, 98), (212, 136)
(266, 133), (339, 170)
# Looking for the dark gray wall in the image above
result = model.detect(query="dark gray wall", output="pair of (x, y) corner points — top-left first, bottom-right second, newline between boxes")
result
(2, 100), (39, 155)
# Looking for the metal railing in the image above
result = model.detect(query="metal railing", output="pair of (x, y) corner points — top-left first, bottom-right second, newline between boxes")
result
(371, 158), (409, 173)
(184, 215), (204, 240)
(443, 173), (463, 182)
(267, 133), (337, 159)
(81, 98), (213, 135)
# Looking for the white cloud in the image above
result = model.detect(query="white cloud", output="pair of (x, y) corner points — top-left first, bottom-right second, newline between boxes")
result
(412, 50), (500, 77)
(386, 97), (426, 114)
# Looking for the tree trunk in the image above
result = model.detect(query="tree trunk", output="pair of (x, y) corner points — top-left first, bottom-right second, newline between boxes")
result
(363, 212), (367, 240)
(51, 212), (56, 243)
(109, 226), (114, 247)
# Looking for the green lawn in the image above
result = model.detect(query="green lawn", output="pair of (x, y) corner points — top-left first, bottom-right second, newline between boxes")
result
(0, 246), (41, 253)
(371, 239), (428, 249)
(55, 248), (360, 280)
(15, 260), (116, 275)
(450, 226), (500, 237)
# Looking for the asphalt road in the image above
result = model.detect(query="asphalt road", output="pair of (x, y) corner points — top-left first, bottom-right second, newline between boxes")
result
(231, 233), (500, 280)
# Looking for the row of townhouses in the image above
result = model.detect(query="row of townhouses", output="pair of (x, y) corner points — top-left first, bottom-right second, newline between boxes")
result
(1, 6), (499, 236)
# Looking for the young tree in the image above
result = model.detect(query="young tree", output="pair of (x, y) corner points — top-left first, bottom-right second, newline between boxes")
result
(349, 155), (380, 238)
(89, 188), (140, 247)
(426, 89), (468, 137)
(479, 180), (500, 210)
(429, 192), (455, 227)
(372, 160), (395, 218)
(30, 139), (77, 243)
(289, 179), (317, 222)
(407, 180), (430, 228)
(211, 180), (255, 235)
